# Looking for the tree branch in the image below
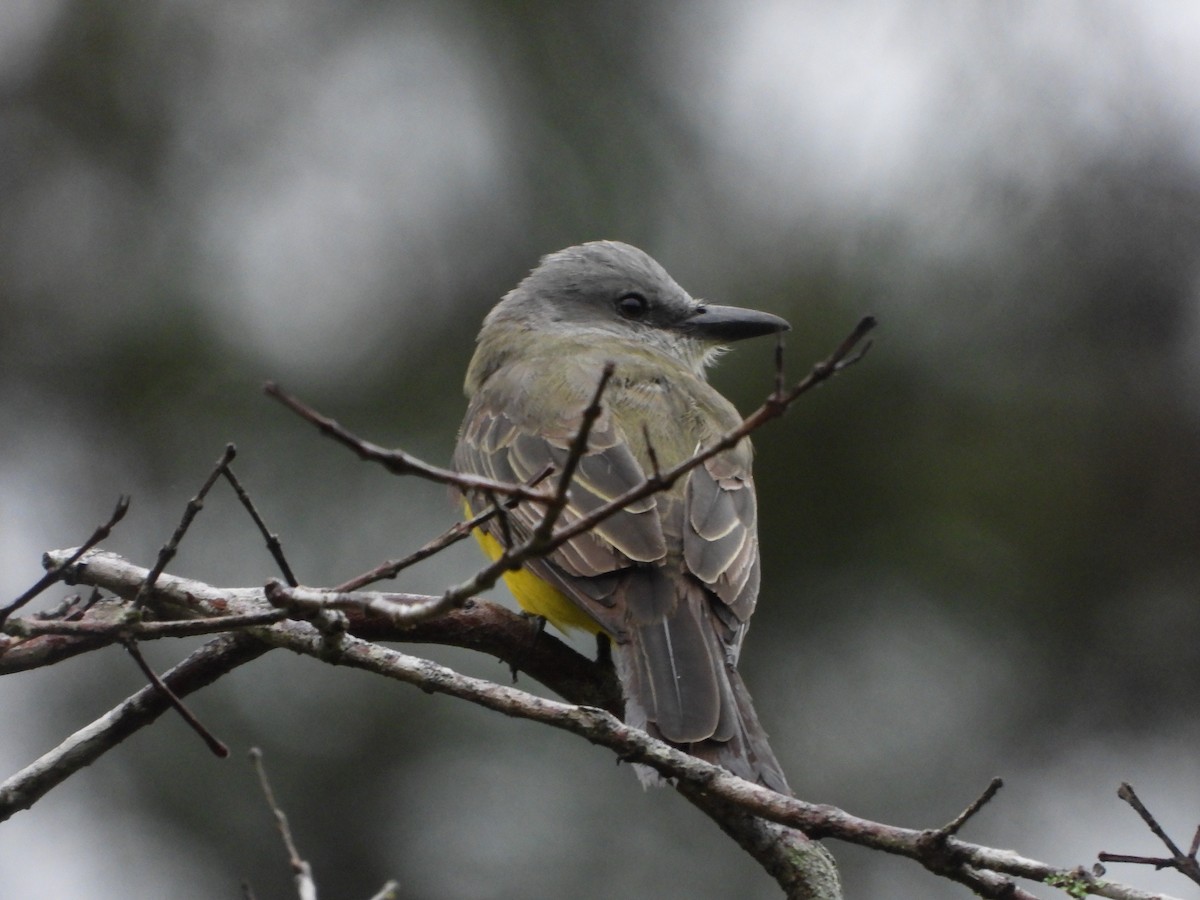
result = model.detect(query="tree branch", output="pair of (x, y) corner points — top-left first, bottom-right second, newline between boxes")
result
(0, 495), (129, 627)
(11, 549), (620, 713)
(15, 550), (1177, 900)
(1098, 783), (1200, 886)
(132, 444), (237, 610)
(0, 632), (267, 822)
(249, 748), (318, 900)
(263, 381), (555, 504)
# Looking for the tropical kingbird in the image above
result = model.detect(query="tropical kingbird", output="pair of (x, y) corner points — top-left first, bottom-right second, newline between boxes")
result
(453, 241), (790, 793)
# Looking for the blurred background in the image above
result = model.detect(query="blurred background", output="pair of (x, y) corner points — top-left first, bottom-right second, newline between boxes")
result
(3, 1), (1199, 897)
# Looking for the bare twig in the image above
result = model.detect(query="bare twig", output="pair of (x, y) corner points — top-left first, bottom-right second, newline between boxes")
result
(264, 381), (555, 504)
(0, 633), (267, 822)
(132, 444), (237, 610)
(1115, 783), (1187, 860)
(940, 777), (1004, 837)
(0, 495), (129, 626)
(1098, 783), (1200, 886)
(333, 465), (554, 592)
(250, 748), (318, 900)
(222, 464), (298, 587)
(31, 589), (96, 622)
(123, 639), (229, 757)
(640, 422), (663, 480)
(531, 360), (614, 544)
(915, 779), (1020, 898)
(488, 489), (514, 548)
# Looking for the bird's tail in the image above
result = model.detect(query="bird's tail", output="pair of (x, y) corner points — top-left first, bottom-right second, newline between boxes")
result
(686, 665), (791, 795)
(612, 587), (791, 795)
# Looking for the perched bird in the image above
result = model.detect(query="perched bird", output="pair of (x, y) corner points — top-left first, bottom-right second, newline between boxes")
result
(454, 241), (790, 793)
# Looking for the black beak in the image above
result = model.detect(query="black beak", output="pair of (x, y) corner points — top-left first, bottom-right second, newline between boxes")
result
(678, 304), (791, 342)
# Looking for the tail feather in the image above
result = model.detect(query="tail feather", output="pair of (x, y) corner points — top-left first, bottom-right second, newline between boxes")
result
(688, 666), (790, 795)
(613, 584), (791, 796)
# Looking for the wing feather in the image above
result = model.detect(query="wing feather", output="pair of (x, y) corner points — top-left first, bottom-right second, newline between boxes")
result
(454, 356), (773, 770)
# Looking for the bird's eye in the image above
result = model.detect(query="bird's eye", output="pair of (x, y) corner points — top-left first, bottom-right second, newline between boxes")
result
(616, 293), (649, 319)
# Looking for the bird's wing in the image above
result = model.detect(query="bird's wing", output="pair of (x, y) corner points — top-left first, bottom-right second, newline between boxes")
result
(454, 368), (766, 748)
(453, 389), (667, 630)
(683, 450), (761, 641)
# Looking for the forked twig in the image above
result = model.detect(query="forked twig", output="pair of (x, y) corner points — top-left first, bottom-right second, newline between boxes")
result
(941, 777), (1004, 837)
(1098, 783), (1200, 886)
(333, 466), (553, 592)
(1, 495), (129, 627)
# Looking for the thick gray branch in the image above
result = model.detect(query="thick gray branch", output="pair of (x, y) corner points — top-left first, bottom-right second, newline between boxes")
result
(15, 550), (1176, 900)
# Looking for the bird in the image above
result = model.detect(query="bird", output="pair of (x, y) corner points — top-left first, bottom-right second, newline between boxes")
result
(453, 240), (791, 793)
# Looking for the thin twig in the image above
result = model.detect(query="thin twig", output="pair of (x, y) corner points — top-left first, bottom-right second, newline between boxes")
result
(30, 590), (90, 622)
(941, 777), (1004, 837)
(1098, 783), (1200, 886)
(488, 489), (513, 548)
(250, 748), (318, 900)
(132, 444), (237, 610)
(914, 777), (1011, 896)
(341, 501), (496, 592)
(1, 495), (129, 626)
(1116, 783), (1186, 859)
(0, 633), (266, 822)
(264, 381), (554, 504)
(222, 464), (298, 587)
(334, 465), (555, 592)
(123, 640), (229, 757)
(641, 422), (662, 480)
(530, 360), (614, 544)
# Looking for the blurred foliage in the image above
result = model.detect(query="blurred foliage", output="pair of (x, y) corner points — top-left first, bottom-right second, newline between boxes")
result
(3, 2), (1199, 898)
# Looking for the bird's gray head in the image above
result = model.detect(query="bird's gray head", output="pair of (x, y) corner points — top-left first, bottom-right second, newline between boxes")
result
(478, 241), (789, 376)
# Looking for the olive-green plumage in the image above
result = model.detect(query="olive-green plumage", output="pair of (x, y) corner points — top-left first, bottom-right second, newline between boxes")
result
(453, 241), (790, 793)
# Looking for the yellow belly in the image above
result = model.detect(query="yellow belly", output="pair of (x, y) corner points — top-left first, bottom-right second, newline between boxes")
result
(467, 504), (602, 635)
